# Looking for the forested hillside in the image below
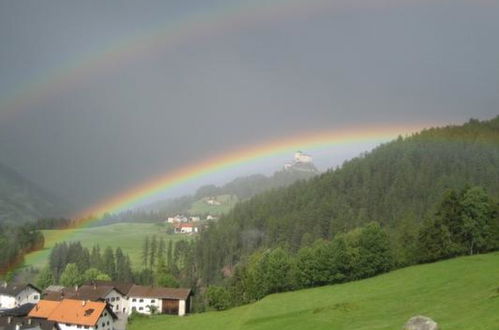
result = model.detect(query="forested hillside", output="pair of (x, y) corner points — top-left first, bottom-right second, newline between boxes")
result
(143, 167), (318, 215)
(190, 117), (499, 286)
(0, 162), (68, 224)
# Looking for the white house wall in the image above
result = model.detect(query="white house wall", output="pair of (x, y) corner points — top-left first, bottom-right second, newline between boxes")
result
(0, 294), (16, 309)
(17, 287), (41, 306)
(128, 297), (161, 315)
(56, 310), (114, 330)
(104, 289), (127, 314)
(179, 299), (186, 316)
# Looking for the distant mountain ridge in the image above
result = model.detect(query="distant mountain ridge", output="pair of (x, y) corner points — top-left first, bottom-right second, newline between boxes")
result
(143, 162), (319, 215)
(0, 162), (69, 224)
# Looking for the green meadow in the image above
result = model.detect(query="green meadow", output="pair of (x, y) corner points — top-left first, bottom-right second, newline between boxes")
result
(23, 223), (188, 271)
(129, 252), (499, 330)
(188, 194), (238, 216)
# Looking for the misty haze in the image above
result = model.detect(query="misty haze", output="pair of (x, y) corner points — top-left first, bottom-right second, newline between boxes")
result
(0, 1), (498, 330)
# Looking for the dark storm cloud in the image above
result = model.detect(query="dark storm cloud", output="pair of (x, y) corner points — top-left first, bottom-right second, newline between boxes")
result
(0, 0), (498, 212)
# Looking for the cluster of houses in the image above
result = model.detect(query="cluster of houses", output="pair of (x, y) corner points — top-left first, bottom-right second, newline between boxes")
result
(166, 214), (218, 235)
(0, 281), (192, 330)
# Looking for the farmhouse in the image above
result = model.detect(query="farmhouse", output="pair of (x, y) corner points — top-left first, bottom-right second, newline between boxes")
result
(127, 285), (192, 316)
(43, 284), (128, 314)
(174, 223), (198, 234)
(0, 283), (41, 310)
(29, 299), (116, 330)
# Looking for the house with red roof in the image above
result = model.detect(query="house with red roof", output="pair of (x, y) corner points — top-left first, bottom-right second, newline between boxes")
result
(29, 299), (116, 330)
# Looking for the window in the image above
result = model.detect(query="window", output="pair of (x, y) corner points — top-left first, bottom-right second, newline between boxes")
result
(132, 298), (136, 302)
(139, 307), (143, 311)
(139, 299), (144, 302)
(84, 327), (89, 329)
(107, 321), (110, 325)
(151, 300), (155, 303)
(111, 297), (115, 302)
(102, 322), (105, 327)
(117, 297), (120, 301)
(34, 295), (39, 300)
(77, 326), (82, 329)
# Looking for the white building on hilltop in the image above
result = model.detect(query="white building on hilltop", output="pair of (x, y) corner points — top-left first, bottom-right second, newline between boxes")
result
(294, 151), (312, 163)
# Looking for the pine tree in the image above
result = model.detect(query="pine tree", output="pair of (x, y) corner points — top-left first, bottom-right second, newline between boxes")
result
(142, 237), (150, 269)
(150, 236), (157, 269)
(102, 247), (116, 280)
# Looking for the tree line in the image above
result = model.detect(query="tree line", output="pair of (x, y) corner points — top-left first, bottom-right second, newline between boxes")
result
(37, 242), (134, 289)
(0, 223), (44, 276)
(205, 186), (499, 310)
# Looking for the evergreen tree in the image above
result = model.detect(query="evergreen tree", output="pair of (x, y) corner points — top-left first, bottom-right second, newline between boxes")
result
(36, 266), (54, 290)
(102, 247), (116, 280)
(60, 263), (83, 287)
(150, 235), (158, 269)
(142, 236), (150, 269)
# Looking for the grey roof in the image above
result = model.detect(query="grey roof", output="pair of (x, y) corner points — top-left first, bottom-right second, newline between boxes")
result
(0, 284), (41, 297)
(0, 316), (59, 330)
(0, 303), (35, 317)
(43, 286), (64, 293)
(42, 285), (117, 302)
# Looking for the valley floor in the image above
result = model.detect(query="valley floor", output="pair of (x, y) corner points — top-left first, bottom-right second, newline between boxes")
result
(22, 222), (188, 272)
(129, 252), (499, 330)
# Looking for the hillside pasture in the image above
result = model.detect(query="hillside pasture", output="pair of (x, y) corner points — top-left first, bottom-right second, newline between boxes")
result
(129, 252), (499, 330)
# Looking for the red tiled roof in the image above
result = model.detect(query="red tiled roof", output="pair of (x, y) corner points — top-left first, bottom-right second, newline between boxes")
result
(29, 299), (109, 327)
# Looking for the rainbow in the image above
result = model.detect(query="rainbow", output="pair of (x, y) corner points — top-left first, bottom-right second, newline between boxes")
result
(77, 123), (428, 220)
(9, 123), (432, 275)
(0, 0), (428, 120)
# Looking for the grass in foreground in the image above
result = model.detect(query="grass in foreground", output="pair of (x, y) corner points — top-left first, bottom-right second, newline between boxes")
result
(23, 223), (188, 271)
(129, 252), (499, 330)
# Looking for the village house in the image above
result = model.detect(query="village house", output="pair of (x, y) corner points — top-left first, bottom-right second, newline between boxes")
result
(0, 283), (41, 310)
(84, 281), (192, 316)
(127, 285), (192, 316)
(166, 215), (188, 224)
(174, 223), (198, 234)
(0, 303), (59, 330)
(43, 284), (128, 314)
(29, 299), (116, 330)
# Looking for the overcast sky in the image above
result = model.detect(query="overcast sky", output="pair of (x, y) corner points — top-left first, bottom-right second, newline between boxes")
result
(0, 0), (498, 213)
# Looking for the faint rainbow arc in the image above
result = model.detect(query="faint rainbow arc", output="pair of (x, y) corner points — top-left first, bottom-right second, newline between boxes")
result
(0, 0), (427, 119)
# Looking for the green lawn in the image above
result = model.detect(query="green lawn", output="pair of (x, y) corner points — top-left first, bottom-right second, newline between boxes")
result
(129, 252), (499, 330)
(188, 194), (238, 216)
(23, 223), (188, 271)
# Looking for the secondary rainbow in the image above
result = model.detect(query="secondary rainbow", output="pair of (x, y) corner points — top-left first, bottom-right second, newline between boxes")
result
(0, 0), (428, 120)
(76, 123), (427, 220)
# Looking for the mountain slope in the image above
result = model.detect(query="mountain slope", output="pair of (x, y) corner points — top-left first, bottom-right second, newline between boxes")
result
(144, 166), (318, 215)
(130, 252), (499, 330)
(195, 116), (499, 280)
(0, 162), (68, 224)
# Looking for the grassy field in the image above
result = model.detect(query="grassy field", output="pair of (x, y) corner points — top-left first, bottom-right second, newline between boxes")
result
(188, 194), (238, 216)
(23, 223), (189, 271)
(129, 252), (499, 330)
